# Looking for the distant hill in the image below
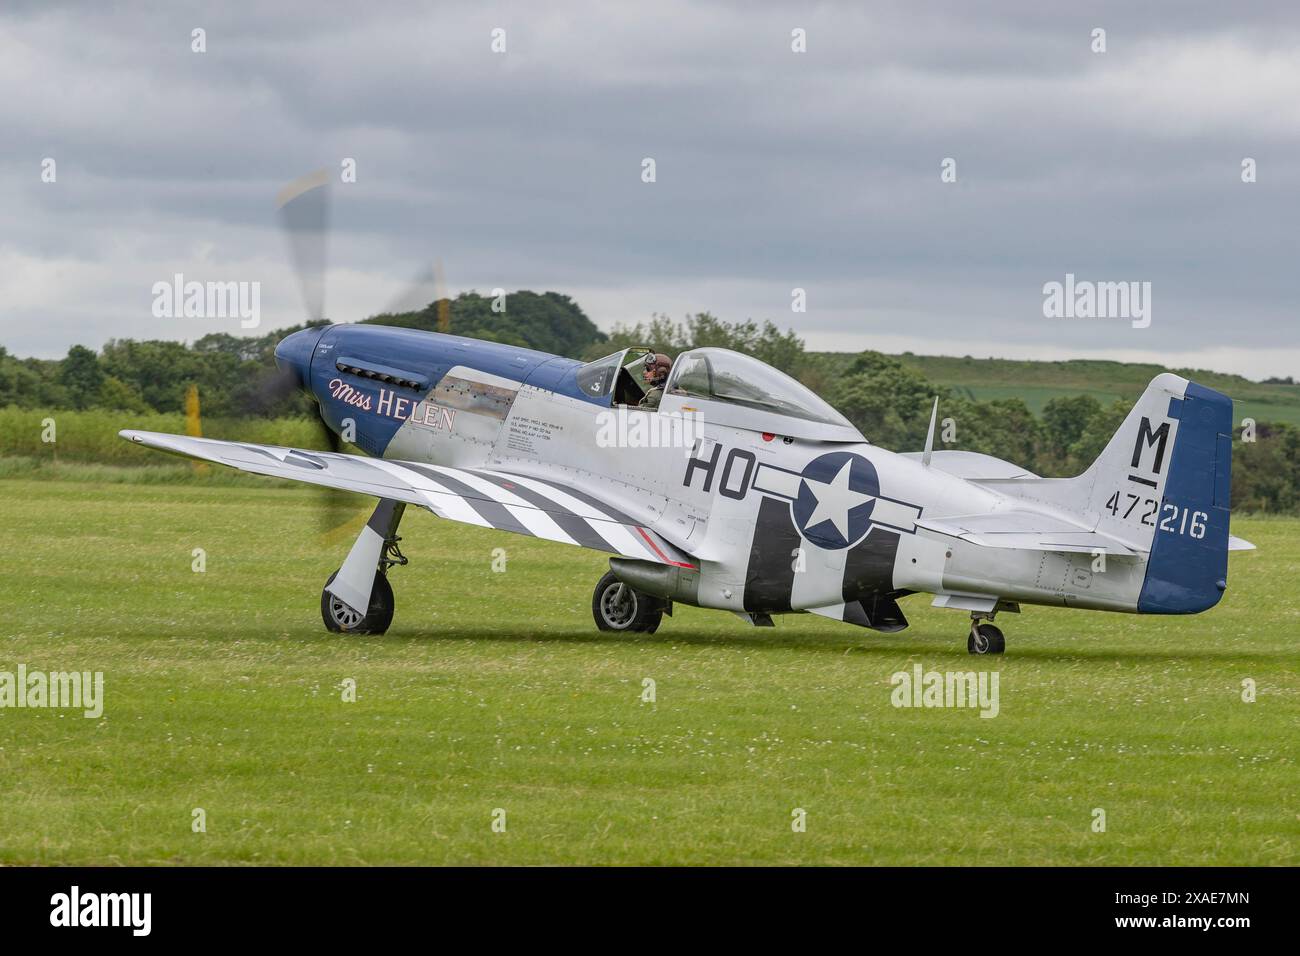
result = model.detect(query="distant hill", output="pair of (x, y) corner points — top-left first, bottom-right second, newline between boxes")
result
(809, 352), (1300, 426)
(363, 291), (605, 358)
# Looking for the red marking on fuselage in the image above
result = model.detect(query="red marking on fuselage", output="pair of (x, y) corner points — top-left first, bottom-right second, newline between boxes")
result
(635, 527), (696, 569)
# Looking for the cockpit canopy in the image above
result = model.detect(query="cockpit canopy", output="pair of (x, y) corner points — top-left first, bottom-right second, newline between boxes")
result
(571, 345), (862, 441)
(666, 348), (854, 429)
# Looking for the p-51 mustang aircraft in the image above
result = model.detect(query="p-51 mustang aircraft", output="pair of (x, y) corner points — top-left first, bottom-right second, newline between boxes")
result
(121, 322), (1253, 653)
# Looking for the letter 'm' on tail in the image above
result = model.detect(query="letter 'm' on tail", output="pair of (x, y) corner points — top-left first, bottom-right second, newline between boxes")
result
(1078, 373), (1234, 612)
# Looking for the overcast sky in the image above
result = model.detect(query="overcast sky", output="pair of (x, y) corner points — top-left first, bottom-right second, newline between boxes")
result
(3, 1), (1298, 377)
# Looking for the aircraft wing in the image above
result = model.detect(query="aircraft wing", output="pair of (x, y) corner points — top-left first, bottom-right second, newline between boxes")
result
(119, 430), (695, 568)
(916, 510), (1141, 557)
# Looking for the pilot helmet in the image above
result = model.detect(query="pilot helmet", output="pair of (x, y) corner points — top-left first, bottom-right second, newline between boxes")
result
(643, 352), (672, 385)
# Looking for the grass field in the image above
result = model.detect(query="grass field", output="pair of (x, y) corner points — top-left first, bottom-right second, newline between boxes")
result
(0, 477), (1295, 866)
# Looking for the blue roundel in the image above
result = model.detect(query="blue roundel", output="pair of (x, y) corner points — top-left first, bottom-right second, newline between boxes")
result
(791, 452), (880, 550)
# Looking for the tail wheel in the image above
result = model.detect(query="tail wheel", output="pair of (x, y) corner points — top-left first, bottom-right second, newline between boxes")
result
(967, 622), (1005, 655)
(592, 571), (663, 634)
(321, 570), (395, 635)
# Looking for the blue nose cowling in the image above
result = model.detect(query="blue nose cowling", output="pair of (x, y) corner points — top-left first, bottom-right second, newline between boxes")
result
(274, 326), (327, 392)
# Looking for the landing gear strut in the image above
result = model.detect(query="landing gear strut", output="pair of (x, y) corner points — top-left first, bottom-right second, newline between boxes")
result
(592, 571), (663, 633)
(321, 500), (406, 635)
(967, 612), (1005, 655)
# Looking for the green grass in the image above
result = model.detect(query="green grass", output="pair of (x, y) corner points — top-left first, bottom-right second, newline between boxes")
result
(0, 406), (328, 465)
(0, 478), (1295, 865)
(0, 456), (307, 488)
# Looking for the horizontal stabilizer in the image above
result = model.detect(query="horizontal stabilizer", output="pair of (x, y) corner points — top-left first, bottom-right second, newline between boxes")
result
(899, 449), (1038, 480)
(918, 511), (1140, 557)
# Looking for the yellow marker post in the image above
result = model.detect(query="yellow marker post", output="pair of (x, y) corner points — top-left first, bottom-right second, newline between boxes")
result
(184, 384), (209, 475)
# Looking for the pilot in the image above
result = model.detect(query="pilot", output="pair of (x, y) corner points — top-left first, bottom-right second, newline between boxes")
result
(638, 352), (673, 409)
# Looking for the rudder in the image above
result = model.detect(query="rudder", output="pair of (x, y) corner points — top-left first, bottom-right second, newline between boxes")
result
(1136, 380), (1233, 612)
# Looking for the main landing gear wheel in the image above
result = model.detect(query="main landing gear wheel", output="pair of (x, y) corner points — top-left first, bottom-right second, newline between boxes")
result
(592, 571), (663, 634)
(321, 570), (395, 635)
(967, 622), (1005, 655)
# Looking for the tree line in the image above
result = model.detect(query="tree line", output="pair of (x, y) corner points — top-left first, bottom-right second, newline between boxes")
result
(0, 291), (604, 419)
(2, 291), (1296, 512)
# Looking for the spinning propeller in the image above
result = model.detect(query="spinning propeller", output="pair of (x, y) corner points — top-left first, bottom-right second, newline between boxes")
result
(261, 169), (454, 535)
(263, 169), (352, 533)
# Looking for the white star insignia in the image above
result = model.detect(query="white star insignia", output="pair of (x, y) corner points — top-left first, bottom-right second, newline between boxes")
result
(802, 460), (875, 540)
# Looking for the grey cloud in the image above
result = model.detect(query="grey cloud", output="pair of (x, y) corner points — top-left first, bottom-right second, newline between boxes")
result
(1, 0), (1298, 376)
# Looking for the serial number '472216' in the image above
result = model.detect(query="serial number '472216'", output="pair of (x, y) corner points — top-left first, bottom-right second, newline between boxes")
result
(1106, 490), (1207, 538)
